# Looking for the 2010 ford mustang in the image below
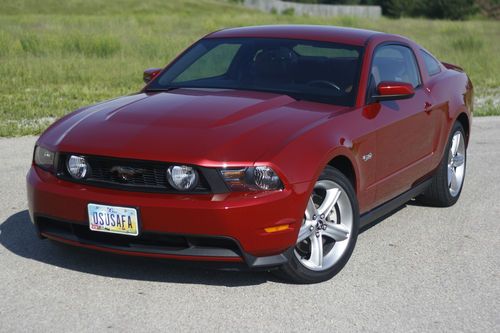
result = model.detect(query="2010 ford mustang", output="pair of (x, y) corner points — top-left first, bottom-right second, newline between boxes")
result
(27, 25), (472, 283)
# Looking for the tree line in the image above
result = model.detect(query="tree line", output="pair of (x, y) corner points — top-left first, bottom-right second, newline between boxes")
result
(285, 0), (500, 20)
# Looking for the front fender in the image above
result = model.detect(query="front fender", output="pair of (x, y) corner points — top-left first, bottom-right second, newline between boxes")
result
(256, 108), (377, 213)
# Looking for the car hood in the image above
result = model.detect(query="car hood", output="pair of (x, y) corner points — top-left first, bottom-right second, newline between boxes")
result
(39, 88), (345, 166)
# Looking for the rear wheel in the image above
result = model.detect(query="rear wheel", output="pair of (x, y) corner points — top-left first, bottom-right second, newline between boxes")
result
(277, 166), (359, 284)
(418, 122), (467, 207)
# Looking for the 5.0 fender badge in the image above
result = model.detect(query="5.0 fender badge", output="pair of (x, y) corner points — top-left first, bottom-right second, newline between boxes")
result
(362, 153), (373, 162)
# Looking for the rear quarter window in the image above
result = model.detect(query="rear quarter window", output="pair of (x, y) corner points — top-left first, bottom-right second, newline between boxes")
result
(420, 50), (441, 76)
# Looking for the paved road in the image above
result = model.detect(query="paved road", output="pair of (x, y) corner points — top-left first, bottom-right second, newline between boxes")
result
(1, 117), (499, 333)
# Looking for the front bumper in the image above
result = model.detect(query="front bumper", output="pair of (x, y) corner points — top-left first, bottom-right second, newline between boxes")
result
(27, 166), (310, 268)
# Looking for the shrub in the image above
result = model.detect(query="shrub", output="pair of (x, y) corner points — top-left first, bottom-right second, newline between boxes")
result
(476, 0), (500, 19)
(378, 0), (416, 18)
(288, 0), (479, 20)
(414, 0), (477, 20)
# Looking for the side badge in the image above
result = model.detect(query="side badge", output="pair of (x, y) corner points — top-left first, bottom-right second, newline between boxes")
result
(362, 153), (373, 162)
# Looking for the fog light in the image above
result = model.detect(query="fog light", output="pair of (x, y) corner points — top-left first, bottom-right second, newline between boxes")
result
(167, 165), (198, 191)
(67, 155), (88, 179)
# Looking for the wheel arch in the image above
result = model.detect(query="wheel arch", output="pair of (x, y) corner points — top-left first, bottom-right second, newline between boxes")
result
(327, 155), (357, 194)
(456, 112), (470, 146)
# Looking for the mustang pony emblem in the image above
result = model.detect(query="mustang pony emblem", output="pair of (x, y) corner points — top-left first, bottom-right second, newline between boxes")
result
(110, 166), (142, 181)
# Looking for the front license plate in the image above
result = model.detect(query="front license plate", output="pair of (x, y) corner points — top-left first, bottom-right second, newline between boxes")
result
(87, 203), (139, 236)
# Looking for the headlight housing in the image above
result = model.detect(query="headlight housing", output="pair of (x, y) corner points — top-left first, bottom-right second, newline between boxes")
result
(67, 155), (89, 179)
(33, 146), (55, 172)
(167, 165), (199, 191)
(220, 166), (283, 191)
(253, 166), (282, 190)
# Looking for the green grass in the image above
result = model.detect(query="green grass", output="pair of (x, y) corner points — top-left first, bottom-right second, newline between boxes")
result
(1, 0), (499, 136)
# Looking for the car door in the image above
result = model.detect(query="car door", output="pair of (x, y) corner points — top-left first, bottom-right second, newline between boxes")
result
(368, 44), (436, 206)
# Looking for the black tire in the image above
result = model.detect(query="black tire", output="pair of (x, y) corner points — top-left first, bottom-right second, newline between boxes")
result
(418, 121), (467, 207)
(276, 166), (359, 284)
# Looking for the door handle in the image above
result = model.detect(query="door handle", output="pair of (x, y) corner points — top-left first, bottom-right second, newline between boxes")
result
(424, 101), (433, 113)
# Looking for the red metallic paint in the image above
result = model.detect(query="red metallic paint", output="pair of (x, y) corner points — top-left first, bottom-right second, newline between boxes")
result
(377, 81), (415, 97)
(28, 25), (473, 265)
(27, 166), (309, 257)
(206, 25), (377, 46)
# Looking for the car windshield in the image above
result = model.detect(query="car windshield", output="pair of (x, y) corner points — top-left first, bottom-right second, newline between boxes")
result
(147, 38), (363, 106)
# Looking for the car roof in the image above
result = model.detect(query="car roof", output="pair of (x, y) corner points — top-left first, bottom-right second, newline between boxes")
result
(206, 25), (386, 46)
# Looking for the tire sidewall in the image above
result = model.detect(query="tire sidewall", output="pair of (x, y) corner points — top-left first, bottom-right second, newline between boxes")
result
(441, 122), (467, 205)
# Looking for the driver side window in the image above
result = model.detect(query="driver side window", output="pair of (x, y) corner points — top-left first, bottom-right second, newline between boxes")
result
(371, 44), (421, 89)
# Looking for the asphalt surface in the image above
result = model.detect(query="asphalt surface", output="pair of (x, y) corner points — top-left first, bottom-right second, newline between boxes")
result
(1, 117), (499, 332)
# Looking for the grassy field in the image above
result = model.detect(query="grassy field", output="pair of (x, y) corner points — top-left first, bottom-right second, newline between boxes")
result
(0, 0), (499, 136)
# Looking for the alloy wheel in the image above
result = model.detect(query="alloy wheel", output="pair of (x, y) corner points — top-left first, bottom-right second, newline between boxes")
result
(448, 131), (466, 197)
(294, 180), (354, 271)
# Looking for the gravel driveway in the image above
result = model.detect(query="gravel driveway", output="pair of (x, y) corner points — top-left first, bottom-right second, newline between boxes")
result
(1, 117), (499, 332)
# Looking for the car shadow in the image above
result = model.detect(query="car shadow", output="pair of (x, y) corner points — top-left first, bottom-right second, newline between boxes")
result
(3, 203), (419, 286)
(359, 204), (406, 234)
(0, 210), (275, 287)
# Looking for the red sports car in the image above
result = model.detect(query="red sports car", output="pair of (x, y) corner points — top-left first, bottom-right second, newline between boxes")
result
(27, 25), (472, 283)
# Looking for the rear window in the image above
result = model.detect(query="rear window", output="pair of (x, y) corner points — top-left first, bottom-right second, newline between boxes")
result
(420, 50), (441, 76)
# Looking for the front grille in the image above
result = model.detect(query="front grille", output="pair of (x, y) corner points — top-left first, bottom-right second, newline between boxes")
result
(57, 153), (211, 193)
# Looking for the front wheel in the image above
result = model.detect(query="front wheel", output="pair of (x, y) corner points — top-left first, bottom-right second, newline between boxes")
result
(277, 166), (359, 284)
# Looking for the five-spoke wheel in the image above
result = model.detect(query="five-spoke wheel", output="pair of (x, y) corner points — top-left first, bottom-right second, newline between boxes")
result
(278, 166), (359, 283)
(295, 180), (353, 271)
(448, 130), (466, 197)
(278, 120), (467, 283)
(419, 121), (467, 207)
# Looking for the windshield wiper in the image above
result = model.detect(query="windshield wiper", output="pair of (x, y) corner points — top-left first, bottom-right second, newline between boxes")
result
(144, 87), (180, 93)
(144, 86), (339, 105)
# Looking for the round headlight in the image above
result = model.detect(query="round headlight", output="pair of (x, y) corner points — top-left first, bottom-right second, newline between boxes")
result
(253, 166), (282, 190)
(67, 155), (88, 179)
(167, 165), (198, 191)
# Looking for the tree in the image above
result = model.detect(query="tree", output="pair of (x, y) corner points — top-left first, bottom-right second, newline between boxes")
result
(285, 0), (480, 20)
(474, 0), (500, 19)
(415, 0), (477, 20)
(378, 0), (416, 18)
